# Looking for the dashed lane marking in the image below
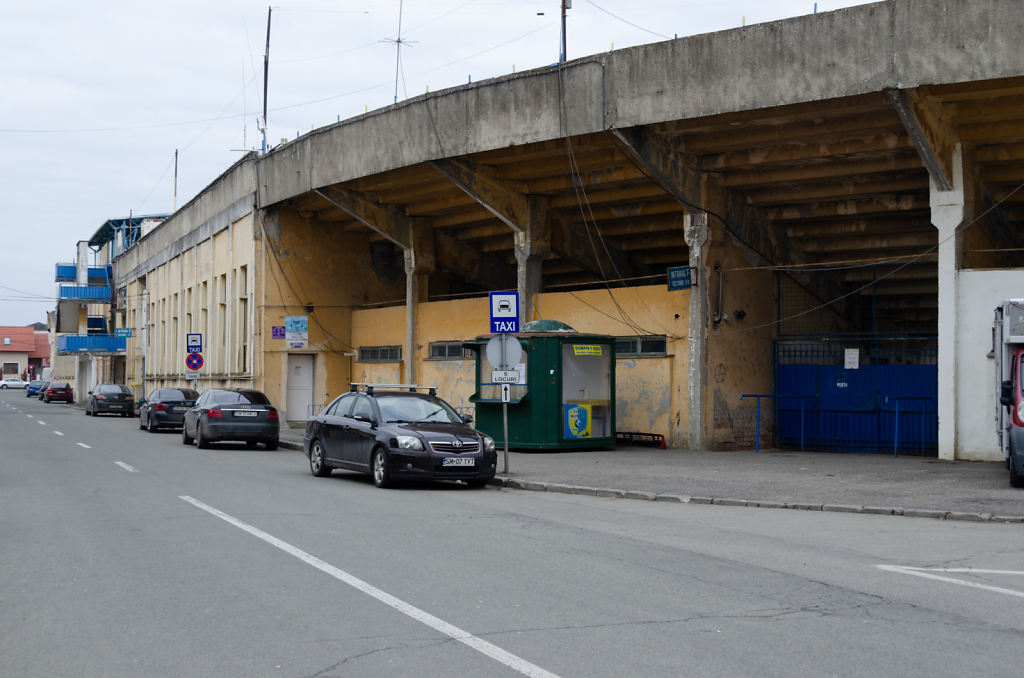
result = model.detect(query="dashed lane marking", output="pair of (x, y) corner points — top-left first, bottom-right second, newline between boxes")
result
(54, 431), (64, 436)
(114, 462), (138, 473)
(877, 565), (1024, 599)
(76, 443), (91, 449)
(180, 495), (562, 678)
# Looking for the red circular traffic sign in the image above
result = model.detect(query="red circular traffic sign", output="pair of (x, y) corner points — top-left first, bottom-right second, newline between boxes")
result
(186, 352), (204, 370)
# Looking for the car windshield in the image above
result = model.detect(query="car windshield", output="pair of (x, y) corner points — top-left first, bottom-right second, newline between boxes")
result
(212, 390), (270, 405)
(97, 385), (130, 394)
(50, 382), (69, 389)
(376, 395), (461, 423)
(162, 389), (198, 403)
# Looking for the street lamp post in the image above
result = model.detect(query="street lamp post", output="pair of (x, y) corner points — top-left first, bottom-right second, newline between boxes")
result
(560, 0), (571, 63)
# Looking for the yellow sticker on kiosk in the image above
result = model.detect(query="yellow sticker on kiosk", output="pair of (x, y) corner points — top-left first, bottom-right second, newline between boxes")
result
(572, 344), (603, 356)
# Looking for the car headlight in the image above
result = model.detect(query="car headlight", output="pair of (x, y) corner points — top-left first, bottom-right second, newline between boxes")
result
(482, 435), (495, 453)
(396, 435), (424, 450)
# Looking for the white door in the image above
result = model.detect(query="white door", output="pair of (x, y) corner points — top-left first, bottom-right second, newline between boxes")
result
(286, 354), (315, 422)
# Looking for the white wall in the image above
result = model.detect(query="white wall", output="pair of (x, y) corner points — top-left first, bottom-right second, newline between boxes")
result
(956, 269), (1024, 460)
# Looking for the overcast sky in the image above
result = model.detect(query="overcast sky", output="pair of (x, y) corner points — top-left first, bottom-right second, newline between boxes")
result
(0, 0), (874, 327)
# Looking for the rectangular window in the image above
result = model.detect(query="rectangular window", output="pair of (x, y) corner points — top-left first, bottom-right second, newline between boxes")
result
(3, 362), (18, 374)
(358, 345), (402, 363)
(428, 341), (472, 360)
(615, 335), (667, 357)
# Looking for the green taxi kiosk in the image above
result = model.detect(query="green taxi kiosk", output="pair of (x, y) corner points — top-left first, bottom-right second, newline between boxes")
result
(467, 320), (615, 450)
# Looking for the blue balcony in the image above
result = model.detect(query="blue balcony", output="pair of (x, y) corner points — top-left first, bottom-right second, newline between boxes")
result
(55, 263), (112, 283)
(57, 334), (126, 355)
(58, 285), (111, 302)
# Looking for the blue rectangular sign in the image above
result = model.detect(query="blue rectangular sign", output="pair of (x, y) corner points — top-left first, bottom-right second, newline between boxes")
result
(667, 266), (693, 291)
(489, 291), (519, 333)
(115, 327), (132, 338)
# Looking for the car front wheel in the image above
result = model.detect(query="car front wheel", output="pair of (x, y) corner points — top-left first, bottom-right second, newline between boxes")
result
(372, 448), (391, 488)
(181, 422), (194, 445)
(309, 440), (331, 477)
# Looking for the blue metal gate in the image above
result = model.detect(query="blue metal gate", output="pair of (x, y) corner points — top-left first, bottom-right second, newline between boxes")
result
(774, 338), (937, 454)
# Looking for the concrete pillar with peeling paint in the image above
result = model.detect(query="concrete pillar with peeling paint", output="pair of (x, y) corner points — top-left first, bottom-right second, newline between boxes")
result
(404, 221), (435, 385)
(931, 144), (964, 461)
(515, 197), (551, 324)
(685, 212), (709, 450)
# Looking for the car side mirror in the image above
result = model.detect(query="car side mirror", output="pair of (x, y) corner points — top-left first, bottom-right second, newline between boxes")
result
(1000, 380), (1014, 407)
(462, 413), (473, 424)
(87, 391), (93, 395)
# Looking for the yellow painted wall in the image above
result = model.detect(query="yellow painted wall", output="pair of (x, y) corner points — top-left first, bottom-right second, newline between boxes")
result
(347, 285), (690, 444)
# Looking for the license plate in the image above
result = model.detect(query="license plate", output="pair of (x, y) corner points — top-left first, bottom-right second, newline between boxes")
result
(442, 457), (474, 467)
(233, 411), (259, 417)
(175, 406), (188, 412)
(109, 404), (122, 409)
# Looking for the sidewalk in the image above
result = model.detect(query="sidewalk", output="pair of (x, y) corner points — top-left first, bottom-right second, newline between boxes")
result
(277, 428), (1024, 523)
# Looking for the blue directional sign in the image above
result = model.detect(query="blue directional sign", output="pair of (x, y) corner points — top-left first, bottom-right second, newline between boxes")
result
(489, 292), (519, 333)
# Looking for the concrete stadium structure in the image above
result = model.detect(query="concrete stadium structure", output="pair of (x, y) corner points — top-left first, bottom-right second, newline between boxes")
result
(103, 0), (1024, 460)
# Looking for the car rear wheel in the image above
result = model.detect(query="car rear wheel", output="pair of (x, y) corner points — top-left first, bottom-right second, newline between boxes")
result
(138, 411), (146, 429)
(1011, 448), (1024, 488)
(85, 404), (91, 416)
(196, 423), (211, 449)
(265, 439), (279, 451)
(309, 440), (331, 477)
(372, 448), (391, 488)
(181, 422), (194, 445)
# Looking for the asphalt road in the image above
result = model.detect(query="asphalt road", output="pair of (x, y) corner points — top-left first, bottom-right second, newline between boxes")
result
(2, 389), (1023, 678)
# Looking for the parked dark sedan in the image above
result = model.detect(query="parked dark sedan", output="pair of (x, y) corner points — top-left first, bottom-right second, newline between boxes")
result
(181, 388), (279, 449)
(85, 383), (135, 417)
(139, 387), (199, 432)
(42, 381), (73, 403)
(36, 381), (49, 400)
(303, 384), (497, 488)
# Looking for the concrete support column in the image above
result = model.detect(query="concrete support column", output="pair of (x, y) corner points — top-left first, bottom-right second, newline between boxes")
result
(514, 197), (551, 324)
(931, 144), (964, 461)
(684, 212), (709, 450)
(404, 221), (435, 385)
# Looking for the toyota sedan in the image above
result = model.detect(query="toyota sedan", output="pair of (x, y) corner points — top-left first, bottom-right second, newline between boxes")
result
(303, 385), (496, 488)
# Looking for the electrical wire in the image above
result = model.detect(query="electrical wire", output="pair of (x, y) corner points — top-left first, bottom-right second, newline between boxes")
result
(582, 0), (673, 40)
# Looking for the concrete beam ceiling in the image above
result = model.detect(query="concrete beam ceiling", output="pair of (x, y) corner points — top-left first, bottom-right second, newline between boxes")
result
(255, 1), (1024, 328)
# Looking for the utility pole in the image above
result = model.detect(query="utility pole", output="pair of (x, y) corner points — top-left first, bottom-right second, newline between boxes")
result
(173, 150), (178, 211)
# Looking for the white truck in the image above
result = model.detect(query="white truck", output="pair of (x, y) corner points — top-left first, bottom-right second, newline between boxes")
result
(994, 300), (1024, 487)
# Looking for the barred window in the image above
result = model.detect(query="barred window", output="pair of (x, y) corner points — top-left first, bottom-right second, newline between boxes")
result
(615, 335), (667, 357)
(358, 345), (402, 362)
(428, 341), (472, 360)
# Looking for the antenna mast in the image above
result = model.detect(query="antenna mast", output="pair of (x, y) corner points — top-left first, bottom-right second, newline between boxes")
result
(260, 6), (272, 154)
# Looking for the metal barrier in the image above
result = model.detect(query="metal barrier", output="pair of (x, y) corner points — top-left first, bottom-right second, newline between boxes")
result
(741, 393), (817, 453)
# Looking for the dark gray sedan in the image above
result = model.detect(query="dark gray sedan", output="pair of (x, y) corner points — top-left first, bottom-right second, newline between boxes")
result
(303, 385), (496, 488)
(85, 383), (135, 417)
(138, 388), (199, 432)
(181, 388), (279, 450)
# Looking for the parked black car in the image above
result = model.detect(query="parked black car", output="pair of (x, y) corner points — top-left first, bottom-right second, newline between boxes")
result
(85, 383), (135, 417)
(303, 385), (497, 488)
(181, 388), (279, 449)
(36, 381), (50, 400)
(139, 387), (199, 432)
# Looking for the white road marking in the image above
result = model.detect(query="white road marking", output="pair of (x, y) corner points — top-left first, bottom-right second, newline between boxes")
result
(878, 565), (1024, 599)
(26, 414), (33, 418)
(37, 420), (46, 426)
(76, 443), (91, 449)
(115, 462), (138, 473)
(54, 431), (64, 436)
(179, 495), (561, 678)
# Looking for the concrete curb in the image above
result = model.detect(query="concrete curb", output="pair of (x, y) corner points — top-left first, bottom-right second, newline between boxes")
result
(492, 477), (1024, 524)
